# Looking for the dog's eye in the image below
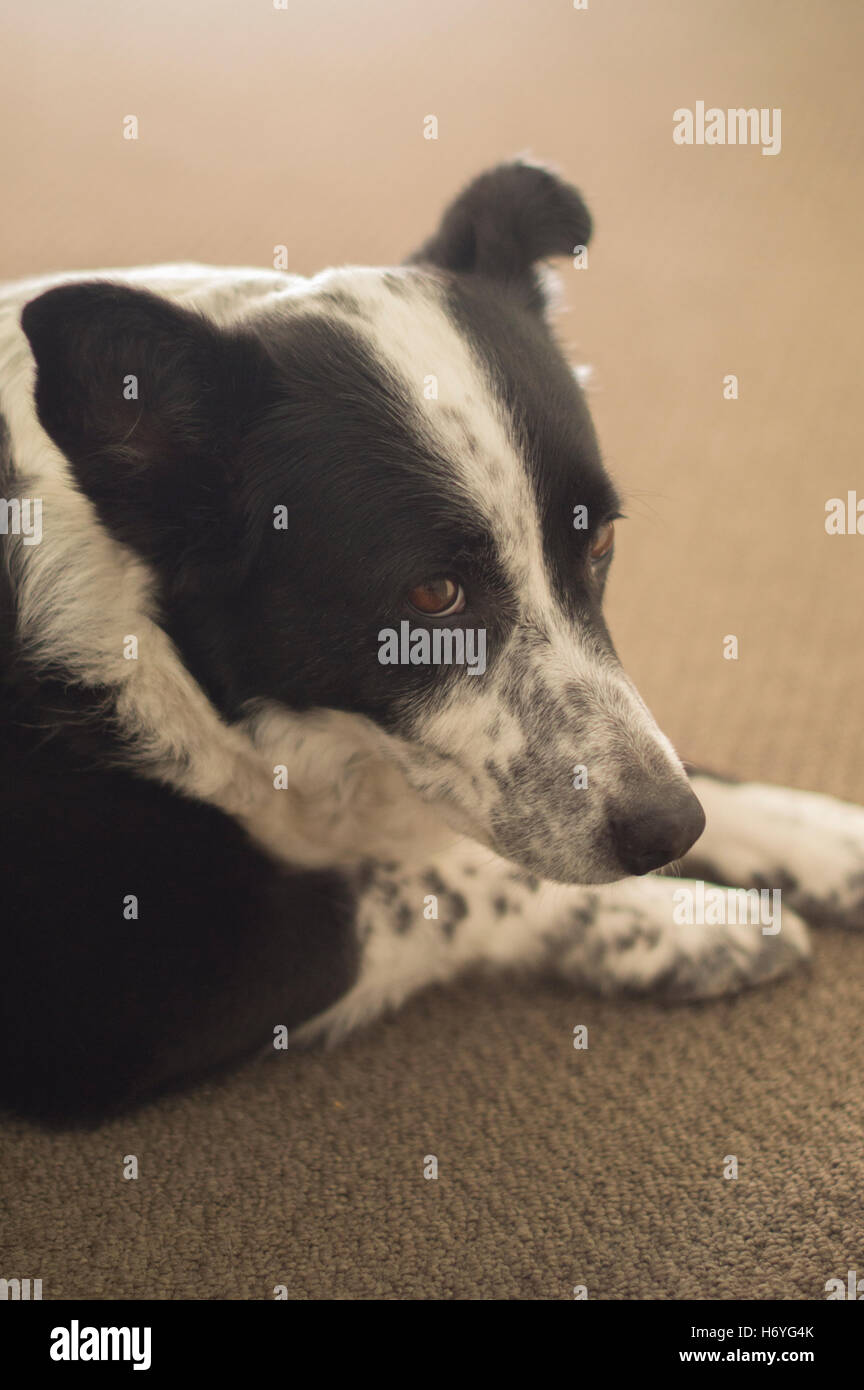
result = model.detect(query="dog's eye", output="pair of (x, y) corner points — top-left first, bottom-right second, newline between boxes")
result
(589, 521), (615, 561)
(407, 577), (466, 616)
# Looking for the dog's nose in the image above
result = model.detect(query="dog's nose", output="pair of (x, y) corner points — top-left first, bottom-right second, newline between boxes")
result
(610, 787), (706, 875)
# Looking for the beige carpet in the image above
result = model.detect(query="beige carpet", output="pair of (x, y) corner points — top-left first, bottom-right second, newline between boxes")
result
(2, 0), (862, 1300)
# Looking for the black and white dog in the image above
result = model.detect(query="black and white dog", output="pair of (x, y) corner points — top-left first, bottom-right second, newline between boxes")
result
(2, 161), (862, 1123)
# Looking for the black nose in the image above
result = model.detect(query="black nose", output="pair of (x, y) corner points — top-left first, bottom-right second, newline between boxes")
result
(610, 787), (706, 875)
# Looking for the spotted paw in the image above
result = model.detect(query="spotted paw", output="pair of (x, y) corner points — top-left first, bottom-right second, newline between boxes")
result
(686, 777), (864, 931)
(554, 873), (811, 1001)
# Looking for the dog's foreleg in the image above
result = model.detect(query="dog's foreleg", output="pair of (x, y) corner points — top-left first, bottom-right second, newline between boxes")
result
(292, 843), (810, 1046)
(684, 772), (864, 930)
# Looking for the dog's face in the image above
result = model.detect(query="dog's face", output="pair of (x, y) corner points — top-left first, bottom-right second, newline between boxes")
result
(22, 161), (704, 884)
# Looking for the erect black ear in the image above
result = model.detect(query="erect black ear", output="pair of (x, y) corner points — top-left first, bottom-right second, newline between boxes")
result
(406, 160), (592, 312)
(21, 281), (264, 582)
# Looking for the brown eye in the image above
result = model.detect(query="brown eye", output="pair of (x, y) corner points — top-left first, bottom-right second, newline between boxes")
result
(407, 577), (466, 616)
(589, 521), (615, 561)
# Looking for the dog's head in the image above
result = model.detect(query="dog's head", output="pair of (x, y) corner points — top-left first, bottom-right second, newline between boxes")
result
(21, 160), (704, 883)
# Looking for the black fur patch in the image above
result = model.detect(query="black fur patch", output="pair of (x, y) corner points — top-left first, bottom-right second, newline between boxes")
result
(408, 161), (592, 315)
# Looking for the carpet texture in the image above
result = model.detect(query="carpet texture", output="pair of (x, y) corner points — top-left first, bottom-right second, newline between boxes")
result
(1, 0), (862, 1300)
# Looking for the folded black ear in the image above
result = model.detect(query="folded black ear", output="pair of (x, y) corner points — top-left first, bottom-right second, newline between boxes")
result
(21, 282), (262, 581)
(407, 160), (592, 311)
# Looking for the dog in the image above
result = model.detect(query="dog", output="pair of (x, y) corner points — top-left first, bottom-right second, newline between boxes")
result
(2, 160), (863, 1124)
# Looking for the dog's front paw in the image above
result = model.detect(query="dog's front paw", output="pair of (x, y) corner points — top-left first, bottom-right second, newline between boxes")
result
(651, 908), (812, 1002)
(556, 874), (811, 1001)
(686, 777), (864, 931)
